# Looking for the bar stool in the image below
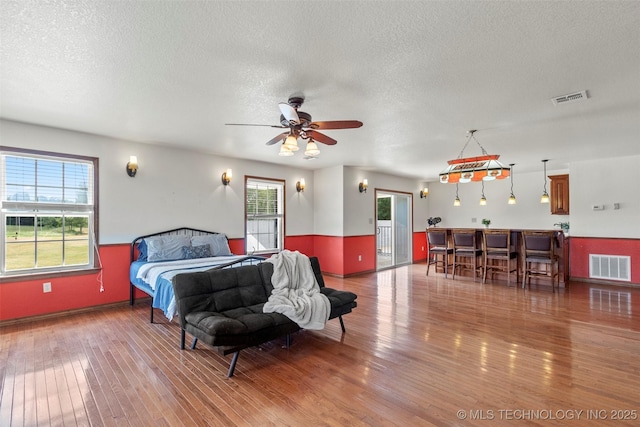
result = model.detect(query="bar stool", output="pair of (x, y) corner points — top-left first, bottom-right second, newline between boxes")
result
(452, 229), (483, 281)
(426, 229), (453, 277)
(482, 229), (519, 285)
(522, 231), (560, 292)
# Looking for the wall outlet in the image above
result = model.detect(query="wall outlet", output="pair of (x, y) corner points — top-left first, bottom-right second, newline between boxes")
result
(471, 217), (477, 223)
(358, 255), (362, 261)
(43, 282), (52, 293)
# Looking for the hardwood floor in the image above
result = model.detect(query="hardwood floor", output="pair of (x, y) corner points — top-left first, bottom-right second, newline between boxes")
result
(2, 264), (640, 426)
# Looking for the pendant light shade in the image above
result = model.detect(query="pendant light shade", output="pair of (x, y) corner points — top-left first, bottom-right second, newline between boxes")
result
(283, 134), (299, 152)
(453, 183), (461, 206)
(508, 163), (516, 204)
(304, 140), (320, 157)
(540, 159), (550, 203)
(479, 181), (487, 205)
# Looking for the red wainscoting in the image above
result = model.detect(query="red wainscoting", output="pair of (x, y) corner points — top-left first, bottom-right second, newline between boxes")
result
(0, 245), (131, 322)
(413, 231), (427, 263)
(284, 235), (316, 257)
(313, 235), (345, 276)
(570, 237), (640, 284)
(228, 238), (245, 255)
(343, 235), (377, 276)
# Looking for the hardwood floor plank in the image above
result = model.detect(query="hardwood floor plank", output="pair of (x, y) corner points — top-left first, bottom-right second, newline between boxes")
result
(2, 264), (640, 426)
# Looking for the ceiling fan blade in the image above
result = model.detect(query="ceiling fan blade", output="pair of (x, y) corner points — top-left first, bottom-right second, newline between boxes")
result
(307, 130), (337, 145)
(309, 120), (363, 130)
(266, 132), (289, 146)
(225, 123), (287, 128)
(278, 103), (300, 125)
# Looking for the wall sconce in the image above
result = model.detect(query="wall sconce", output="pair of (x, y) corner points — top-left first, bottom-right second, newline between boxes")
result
(296, 178), (306, 192)
(221, 168), (232, 186)
(420, 187), (429, 198)
(126, 156), (138, 177)
(358, 179), (368, 193)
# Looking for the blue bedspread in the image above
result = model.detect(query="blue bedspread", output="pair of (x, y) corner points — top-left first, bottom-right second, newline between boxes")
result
(130, 255), (263, 320)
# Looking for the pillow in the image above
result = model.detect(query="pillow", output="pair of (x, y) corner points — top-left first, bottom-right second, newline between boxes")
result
(137, 239), (148, 261)
(191, 234), (232, 256)
(181, 244), (212, 259)
(145, 235), (192, 262)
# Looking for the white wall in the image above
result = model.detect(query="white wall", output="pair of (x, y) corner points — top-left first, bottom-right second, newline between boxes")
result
(570, 155), (640, 238)
(426, 168), (570, 230)
(1, 120), (315, 244)
(343, 167), (430, 236)
(313, 165), (344, 236)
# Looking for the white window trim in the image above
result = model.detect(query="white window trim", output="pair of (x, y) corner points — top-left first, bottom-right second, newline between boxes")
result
(0, 147), (98, 277)
(245, 177), (285, 255)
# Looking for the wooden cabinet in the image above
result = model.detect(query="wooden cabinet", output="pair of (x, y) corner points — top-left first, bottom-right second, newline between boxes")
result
(549, 174), (569, 215)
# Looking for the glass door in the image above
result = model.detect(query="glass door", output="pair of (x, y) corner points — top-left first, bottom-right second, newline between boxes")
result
(376, 191), (412, 270)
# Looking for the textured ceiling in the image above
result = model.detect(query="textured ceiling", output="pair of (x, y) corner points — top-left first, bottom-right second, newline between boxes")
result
(2, 1), (639, 180)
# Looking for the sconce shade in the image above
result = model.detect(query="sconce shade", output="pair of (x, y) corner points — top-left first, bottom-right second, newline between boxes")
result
(453, 197), (461, 207)
(420, 187), (429, 198)
(221, 168), (232, 185)
(126, 155), (138, 177)
(359, 179), (368, 193)
(296, 179), (306, 192)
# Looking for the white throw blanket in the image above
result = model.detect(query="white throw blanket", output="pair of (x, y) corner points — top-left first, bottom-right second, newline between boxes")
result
(263, 250), (331, 330)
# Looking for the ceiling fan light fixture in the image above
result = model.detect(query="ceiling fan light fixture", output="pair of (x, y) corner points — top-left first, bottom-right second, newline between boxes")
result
(283, 134), (299, 151)
(304, 140), (320, 157)
(278, 144), (294, 157)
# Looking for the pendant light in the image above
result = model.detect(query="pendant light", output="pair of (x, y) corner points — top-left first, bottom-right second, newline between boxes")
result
(540, 159), (550, 203)
(508, 163), (517, 204)
(453, 183), (461, 206)
(479, 180), (487, 205)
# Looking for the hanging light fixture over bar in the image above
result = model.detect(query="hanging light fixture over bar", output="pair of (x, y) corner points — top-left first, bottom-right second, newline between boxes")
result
(508, 163), (517, 205)
(439, 130), (510, 184)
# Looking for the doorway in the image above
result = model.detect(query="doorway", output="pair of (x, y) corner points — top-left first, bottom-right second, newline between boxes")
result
(376, 190), (412, 270)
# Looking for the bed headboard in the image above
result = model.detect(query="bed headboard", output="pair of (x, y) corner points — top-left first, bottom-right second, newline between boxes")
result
(130, 227), (228, 263)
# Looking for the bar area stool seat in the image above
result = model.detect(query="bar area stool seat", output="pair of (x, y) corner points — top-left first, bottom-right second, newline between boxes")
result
(426, 229), (453, 277)
(482, 229), (519, 285)
(522, 230), (560, 292)
(452, 229), (483, 281)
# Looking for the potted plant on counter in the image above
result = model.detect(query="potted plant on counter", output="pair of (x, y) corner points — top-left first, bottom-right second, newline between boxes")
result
(482, 218), (491, 228)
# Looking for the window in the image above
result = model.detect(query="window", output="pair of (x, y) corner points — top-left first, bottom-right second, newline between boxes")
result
(245, 177), (284, 254)
(1, 148), (98, 276)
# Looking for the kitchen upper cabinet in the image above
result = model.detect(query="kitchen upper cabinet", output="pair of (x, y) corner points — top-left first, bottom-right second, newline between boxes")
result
(549, 174), (569, 215)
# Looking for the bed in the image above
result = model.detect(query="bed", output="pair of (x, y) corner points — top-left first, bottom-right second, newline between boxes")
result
(129, 227), (265, 322)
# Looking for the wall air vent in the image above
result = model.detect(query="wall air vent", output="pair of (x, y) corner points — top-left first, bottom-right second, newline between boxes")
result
(551, 90), (588, 106)
(589, 254), (631, 282)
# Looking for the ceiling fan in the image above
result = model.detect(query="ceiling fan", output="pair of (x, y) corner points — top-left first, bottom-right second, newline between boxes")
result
(226, 96), (363, 157)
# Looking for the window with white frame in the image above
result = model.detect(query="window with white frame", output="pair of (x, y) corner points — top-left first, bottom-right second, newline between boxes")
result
(245, 177), (284, 254)
(0, 148), (97, 276)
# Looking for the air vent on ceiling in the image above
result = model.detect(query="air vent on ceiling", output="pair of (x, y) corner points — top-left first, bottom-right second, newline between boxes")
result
(551, 90), (588, 106)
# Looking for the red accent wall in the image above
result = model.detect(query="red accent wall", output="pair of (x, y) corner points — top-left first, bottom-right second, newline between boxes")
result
(284, 235), (315, 257)
(413, 231), (427, 263)
(570, 237), (640, 284)
(343, 235), (376, 275)
(0, 245), (130, 321)
(313, 235), (345, 276)
(228, 238), (245, 255)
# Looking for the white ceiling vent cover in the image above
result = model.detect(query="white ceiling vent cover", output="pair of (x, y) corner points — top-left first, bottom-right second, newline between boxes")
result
(551, 90), (588, 106)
